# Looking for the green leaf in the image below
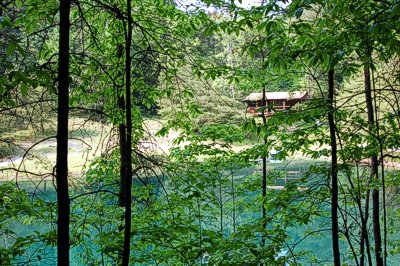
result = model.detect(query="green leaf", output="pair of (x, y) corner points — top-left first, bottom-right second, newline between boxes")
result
(295, 8), (303, 19)
(6, 42), (16, 56)
(246, 20), (253, 29)
(20, 83), (28, 96)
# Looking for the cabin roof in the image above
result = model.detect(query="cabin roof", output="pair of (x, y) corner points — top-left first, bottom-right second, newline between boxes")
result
(243, 91), (308, 102)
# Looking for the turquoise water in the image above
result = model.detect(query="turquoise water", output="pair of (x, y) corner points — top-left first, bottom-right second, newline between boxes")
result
(3, 162), (400, 265)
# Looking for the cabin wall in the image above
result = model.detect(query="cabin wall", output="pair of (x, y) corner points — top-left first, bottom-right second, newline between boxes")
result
(245, 98), (305, 116)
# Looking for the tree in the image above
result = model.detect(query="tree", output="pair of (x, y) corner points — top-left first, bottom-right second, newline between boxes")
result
(121, 0), (133, 264)
(3, 0), (400, 265)
(328, 69), (340, 266)
(56, 0), (71, 264)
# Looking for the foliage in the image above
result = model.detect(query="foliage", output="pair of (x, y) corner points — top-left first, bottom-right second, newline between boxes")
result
(2, 0), (400, 265)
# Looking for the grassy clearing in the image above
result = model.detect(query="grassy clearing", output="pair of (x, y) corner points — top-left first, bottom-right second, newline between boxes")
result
(1, 115), (328, 182)
(0, 117), (184, 181)
(0, 117), (113, 180)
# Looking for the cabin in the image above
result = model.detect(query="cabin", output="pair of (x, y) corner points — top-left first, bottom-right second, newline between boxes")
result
(243, 91), (309, 116)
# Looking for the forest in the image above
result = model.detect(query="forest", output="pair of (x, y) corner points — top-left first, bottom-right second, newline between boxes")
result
(1, 0), (400, 265)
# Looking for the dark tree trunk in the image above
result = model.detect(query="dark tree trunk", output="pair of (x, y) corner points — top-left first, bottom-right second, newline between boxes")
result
(364, 65), (383, 266)
(116, 42), (127, 207)
(260, 52), (267, 266)
(328, 69), (340, 266)
(121, 0), (133, 264)
(56, 0), (71, 264)
(261, 83), (267, 234)
(231, 167), (236, 232)
(360, 189), (373, 266)
(118, 86), (127, 207)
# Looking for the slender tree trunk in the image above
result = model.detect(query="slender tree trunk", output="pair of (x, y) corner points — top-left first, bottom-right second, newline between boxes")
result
(328, 69), (340, 265)
(1, 0), (4, 76)
(260, 51), (267, 266)
(371, 63), (387, 266)
(355, 157), (372, 266)
(259, 89), (267, 266)
(231, 166), (236, 232)
(116, 42), (127, 208)
(219, 180), (223, 233)
(121, 0), (133, 264)
(360, 188), (373, 266)
(364, 64), (383, 266)
(359, 189), (372, 266)
(118, 95), (127, 207)
(228, 39), (235, 99)
(261, 86), (267, 228)
(56, 0), (71, 264)
(380, 153), (387, 266)
(198, 198), (203, 266)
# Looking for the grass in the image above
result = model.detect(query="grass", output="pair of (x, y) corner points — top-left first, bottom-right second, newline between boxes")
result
(1, 114), (327, 183)
(0, 117), (113, 180)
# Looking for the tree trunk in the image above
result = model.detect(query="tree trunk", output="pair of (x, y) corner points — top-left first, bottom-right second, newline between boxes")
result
(228, 39), (235, 99)
(115, 42), (127, 207)
(259, 51), (267, 266)
(121, 0), (133, 264)
(328, 69), (340, 266)
(118, 89), (127, 207)
(364, 64), (383, 266)
(231, 167), (236, 232)
(360, 189), (373, 266)
(56, 0), (71, 264)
